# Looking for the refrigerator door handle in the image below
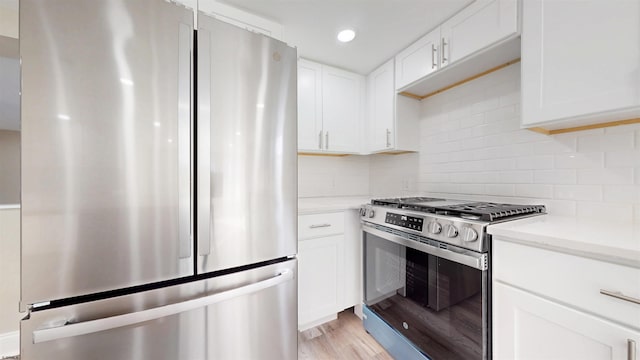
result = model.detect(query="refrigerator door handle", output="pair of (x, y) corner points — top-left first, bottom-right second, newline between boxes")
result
(178, 22), (193, 259)
(32, 268), (294, 344)
(197, 27), (212, 256)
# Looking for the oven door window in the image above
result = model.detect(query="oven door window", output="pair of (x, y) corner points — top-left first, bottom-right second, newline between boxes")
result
(364, 231), (488, 360)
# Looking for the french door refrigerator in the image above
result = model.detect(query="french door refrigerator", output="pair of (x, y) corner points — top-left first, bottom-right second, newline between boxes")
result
(19, 1), (298, 359)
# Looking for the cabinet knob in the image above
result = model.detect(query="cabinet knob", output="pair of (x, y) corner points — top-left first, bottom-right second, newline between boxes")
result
(629, 339), (636, 360)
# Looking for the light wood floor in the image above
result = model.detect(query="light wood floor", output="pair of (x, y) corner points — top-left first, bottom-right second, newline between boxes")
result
(298, 310), (394, 360)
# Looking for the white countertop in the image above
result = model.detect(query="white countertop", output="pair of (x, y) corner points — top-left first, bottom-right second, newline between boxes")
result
(298, 196), (372, 214)
(488, 215), (640, 268)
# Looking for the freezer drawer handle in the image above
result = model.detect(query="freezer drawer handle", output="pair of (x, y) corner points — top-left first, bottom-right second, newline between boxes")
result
(32, 268), (294, 344)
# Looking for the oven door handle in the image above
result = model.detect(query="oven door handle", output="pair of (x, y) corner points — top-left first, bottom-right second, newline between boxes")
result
(363, 223), (488, 271)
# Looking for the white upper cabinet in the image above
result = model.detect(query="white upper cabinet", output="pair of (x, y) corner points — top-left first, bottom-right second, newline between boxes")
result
(368, 60), (396, 151)
(297, 59), (364, 154)
(397, 0), (519, 97)
(322, 66), (364, 153)
(298, 60), (323, 151)
(440, 0), (518, 68)
(395, 28), (441, 90)
(367, 59), (419, 153)
(521, 0), (640, 129)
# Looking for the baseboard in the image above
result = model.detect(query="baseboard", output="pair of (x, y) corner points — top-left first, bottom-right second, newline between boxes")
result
(0, 331), (19, 358)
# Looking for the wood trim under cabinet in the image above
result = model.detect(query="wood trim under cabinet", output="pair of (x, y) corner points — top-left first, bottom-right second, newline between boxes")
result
(527, 117), (640, 135)
(399, 58), (521, 101)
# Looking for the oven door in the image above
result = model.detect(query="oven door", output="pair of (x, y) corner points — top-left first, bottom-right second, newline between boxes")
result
(363, 223), (490, 360)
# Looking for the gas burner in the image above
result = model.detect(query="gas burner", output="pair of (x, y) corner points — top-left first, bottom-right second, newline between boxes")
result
(372, 197), (444, 208)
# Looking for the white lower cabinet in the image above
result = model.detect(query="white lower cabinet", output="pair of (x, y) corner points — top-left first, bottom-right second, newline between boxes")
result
(297, 210), (362, 330)
(298, 234), (343, 329)
(494, 282), (639, 360)
(493, 238), (640, 359)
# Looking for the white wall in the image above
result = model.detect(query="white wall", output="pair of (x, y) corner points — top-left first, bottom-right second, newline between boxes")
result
(298, 155), (370, 197)
(0, 130), (20, 204)
(0, 2), (18, 39)
(417, 62), (640, 221)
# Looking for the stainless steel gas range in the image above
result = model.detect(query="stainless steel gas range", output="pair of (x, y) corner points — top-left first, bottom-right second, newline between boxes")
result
(359, 197), (546, 360)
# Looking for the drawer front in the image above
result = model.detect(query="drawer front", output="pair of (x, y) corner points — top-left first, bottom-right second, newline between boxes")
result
(298, 212), (344, 240)
(493, 238), (640, 330)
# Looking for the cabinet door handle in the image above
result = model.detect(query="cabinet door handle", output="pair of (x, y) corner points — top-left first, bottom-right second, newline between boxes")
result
(431, 44), (437, 69)
(441, 38), (448, 64)
(386, 128), (391, 147)
(325, 132), (329, 150)
(309, 223), (331, 229)
(318, 131), (323, 149)
(600, 289), (640, 305)
(629, 339), (637, 360)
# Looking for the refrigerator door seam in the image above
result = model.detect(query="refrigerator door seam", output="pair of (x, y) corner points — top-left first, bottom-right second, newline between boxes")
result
(31, 268), (293, 344)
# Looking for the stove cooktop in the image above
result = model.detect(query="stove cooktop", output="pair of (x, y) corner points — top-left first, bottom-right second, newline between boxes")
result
(371, 197), (546, 222)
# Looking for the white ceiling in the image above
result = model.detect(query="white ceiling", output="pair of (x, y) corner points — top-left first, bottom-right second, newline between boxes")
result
(218, 0), (473, 74)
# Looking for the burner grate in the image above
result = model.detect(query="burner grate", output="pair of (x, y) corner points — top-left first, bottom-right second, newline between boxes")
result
(371, 197), (444, 208)
(435, 202), (546, 221)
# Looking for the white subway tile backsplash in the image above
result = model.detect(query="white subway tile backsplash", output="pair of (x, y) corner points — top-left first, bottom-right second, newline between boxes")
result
(484, 158), (516, 171)
(457, 184), (485, 195)
(577, 132), (635, 152)
(485, 184), (516, 196)
(471, 97), (500, 115)
(534, 169), (577, 184)
(515, 184), (553, 199)
(533, 137), (576, 155)
(497, 170), (533, 184)
(554, 185), (603, 201)
(544, 200), (577, 217)
(605, 151), (640, 168)
(460, 114), (484, 128)
(577, 168), (634, 185)
(554, 153), (604, 169)
(576, 202), (634, 222)
(603, 185), (640, 203)
(516, 155), (554, 170)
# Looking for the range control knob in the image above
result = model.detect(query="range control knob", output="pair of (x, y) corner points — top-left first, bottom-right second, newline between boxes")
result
(461, 227), (478, 242)
(444, 224), (458, 238)
(367, 209), (375, 218)
(359, 207), (367, 217)
(427, 221), (442, 234)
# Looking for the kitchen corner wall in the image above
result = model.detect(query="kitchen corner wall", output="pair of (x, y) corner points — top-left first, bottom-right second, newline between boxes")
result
(417, 62), (640, 222)
(298, 155), (371, 197)
(0, 130), (20, 205)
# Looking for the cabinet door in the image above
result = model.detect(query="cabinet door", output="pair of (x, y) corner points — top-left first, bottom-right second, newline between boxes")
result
(321, 66), (363, 153)
(297, 59), (324, 151)
(494, 282), (640, 360)
(395, 27), (441, 90)
(298, 234), (344, 328)
(440, 0), (517, 68)
(521, 0), (640, 127)
(367, 59), (395, 152)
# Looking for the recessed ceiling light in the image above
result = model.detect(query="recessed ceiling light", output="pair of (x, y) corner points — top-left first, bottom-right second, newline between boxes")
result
(337, 29), (356, 43)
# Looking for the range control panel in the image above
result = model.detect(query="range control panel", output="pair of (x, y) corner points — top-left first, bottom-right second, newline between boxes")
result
(385, 212), (424, 231)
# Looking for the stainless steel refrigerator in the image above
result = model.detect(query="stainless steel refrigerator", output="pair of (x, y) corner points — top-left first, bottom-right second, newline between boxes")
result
(19, 1), (298, 359)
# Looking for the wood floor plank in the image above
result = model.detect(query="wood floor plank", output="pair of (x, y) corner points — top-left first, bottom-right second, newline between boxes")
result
(298, 309), (394, 360)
